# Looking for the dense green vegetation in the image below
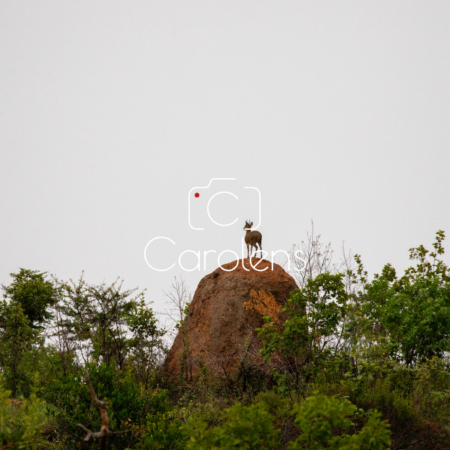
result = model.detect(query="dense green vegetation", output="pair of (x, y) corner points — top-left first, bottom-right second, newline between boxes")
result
(1, 231), (450, 449)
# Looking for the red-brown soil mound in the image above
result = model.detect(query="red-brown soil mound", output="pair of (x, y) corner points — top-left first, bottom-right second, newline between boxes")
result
(165, 258), (298, 379)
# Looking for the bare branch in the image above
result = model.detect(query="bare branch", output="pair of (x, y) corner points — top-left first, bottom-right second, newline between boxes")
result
(77, 374), (117, 442)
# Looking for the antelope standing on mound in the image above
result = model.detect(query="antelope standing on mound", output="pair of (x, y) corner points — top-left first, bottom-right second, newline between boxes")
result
(243, 220), (263, 259)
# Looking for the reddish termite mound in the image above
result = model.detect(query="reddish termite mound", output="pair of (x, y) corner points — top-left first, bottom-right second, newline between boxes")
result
(165, 258), (298, 379)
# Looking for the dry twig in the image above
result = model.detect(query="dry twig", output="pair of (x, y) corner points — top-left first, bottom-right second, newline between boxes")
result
(77, 374), (129, 447)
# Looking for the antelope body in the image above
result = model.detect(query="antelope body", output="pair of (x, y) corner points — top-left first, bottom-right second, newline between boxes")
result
(243, 221), (263, 258)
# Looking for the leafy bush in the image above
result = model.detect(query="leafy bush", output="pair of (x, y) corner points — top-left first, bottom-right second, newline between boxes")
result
(289, 393), (391, 450)
(184, 402), (279, 450)
(44, 363), (173, 449)
(133, 406), (185, 450)
(0, 383), (50, 449)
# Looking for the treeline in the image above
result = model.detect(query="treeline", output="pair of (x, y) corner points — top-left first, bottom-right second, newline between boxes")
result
(0, 230), (450, 449)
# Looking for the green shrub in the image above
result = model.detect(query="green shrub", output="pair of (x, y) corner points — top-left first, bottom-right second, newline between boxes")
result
(44, 363), (174, 449)
(184, 402), (279, 450)
(289, 393), (391, 450)
(253, 390), (291, 428)
(0, 384), (50, 449)
(133, 408), (185, 450)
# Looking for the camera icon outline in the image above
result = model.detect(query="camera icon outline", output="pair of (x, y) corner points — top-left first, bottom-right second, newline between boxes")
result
(187, 178), (261, 231)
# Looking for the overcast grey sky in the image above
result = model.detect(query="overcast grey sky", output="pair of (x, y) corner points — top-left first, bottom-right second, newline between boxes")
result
(1, 1), (449, 313)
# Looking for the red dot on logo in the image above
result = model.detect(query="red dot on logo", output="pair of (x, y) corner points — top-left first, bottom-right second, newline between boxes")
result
(194, 192), (200, 198)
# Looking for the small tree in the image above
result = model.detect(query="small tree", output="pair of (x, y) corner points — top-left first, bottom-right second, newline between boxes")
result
(0, 301), (34, 397)
(259, 273), (347, 384)
(54, 274), (144, 370)
(163, 277), (192, 381)
(357, 231), (450, 366)
(3, 269), (56, 328)
(127, 298), (166, 386)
